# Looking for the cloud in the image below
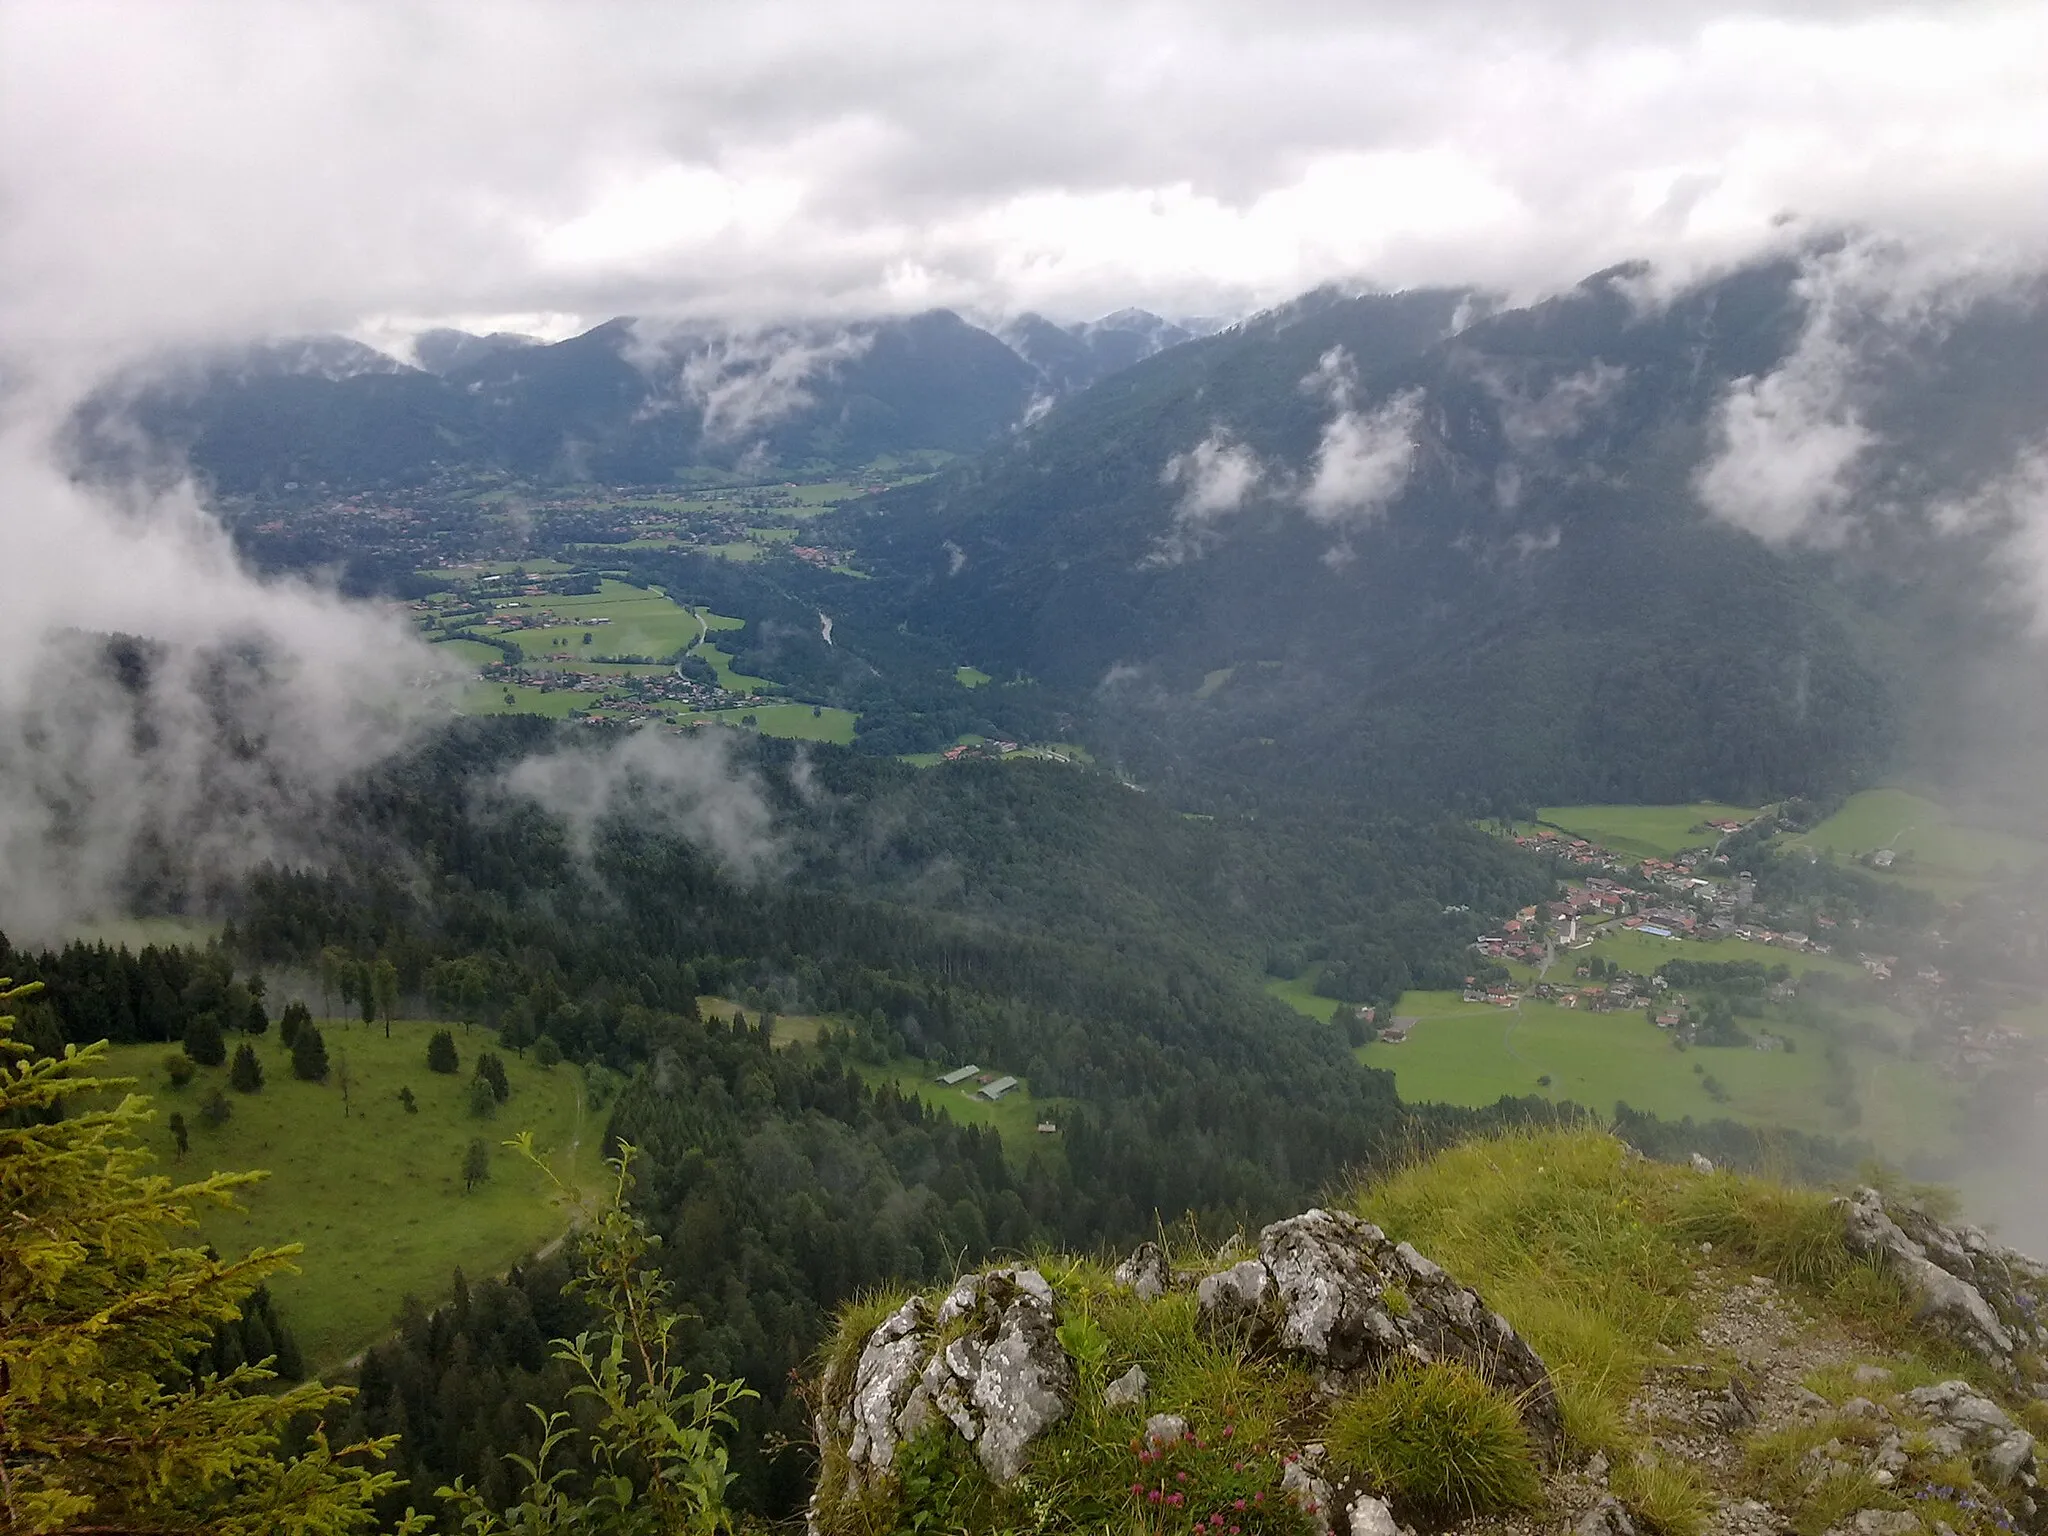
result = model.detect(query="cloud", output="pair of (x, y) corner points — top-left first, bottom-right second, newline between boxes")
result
(8, 1), (2048, 359)
(1150, 429), (1271, 563)
(1693, 237), (2033, 543)
(0, 415), (450, 938)
(1937, 446), (2048, 636)
(632, 324), (875, 444)
(502, 727), (779, 880)
(1298, 347), (1423, 528)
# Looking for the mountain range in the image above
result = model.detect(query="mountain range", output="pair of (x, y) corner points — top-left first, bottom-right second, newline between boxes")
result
(70, 306), (1198, 491)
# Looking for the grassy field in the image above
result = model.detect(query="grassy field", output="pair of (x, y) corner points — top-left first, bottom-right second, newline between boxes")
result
(1349, 990), (1961, 1156)
(955, 666), (991, 688)
(1785, 788), (2048, 891)
(492, 579), (704, 663)
(680, 704), (858, 744)
(1261, 973), (1340, 1023)
(1535, 802), (1759, 860)
(431, 636), (508, 671)
(863, 1059), (1063, 1159)
(460, 680), (598, 718)
(88, 1020), (596, 1371)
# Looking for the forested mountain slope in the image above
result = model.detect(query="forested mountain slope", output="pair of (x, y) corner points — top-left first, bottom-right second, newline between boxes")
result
(831, 252), (2048, 809)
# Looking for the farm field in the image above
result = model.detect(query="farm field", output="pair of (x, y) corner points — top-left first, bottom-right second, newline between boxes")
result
(681, 704), (858, 743)
(955, 666), (992, 687)
(1784, 787), (2048, 891)
(1534, 802), (1759, 860)
(1570, 926), (1866, 984)
(460, 680), (597, 718)
(1352, 990), (1961, 1156)
(431, 636), (507, 670)
(86, 1020), (595, 1371)
(697, 995), (831, 1048)
(492, 579), (703, 663)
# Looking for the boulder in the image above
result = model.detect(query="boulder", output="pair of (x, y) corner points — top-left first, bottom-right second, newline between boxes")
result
(1576, 1495), (1640, 1536)
(1195, 1208), (1563, 1451)
(1280, 1443), (1336, 1535)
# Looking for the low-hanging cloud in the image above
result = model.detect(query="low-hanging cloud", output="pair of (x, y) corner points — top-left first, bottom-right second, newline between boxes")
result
(633, 324), (874, 445)
(1149, 429), (1270, 564)
(1299, 346), (1423, 529)
(0, 413), (453, 939)
(502, 726), (779, 881)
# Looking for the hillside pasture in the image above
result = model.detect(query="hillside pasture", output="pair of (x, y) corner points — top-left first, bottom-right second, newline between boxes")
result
(1535, 802), (1759, 860)
(87, 1020), (594, 1371)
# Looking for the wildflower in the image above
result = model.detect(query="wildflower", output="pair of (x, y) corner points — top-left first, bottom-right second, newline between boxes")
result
(1221, 1425), (1234, 1438)
(1150, 1489), (1162, 1504)
(1168, 1493), (1183, 1507)
(1234, 1499), (1246, 1511)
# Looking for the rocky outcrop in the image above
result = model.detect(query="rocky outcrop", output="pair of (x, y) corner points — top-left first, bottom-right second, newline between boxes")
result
(1902, 1380), (2038, 1491)
(1838, 1187), (2048, 1385)
(811, 1266), (1073, 1526)
(1194, 1208), (1563, 1451)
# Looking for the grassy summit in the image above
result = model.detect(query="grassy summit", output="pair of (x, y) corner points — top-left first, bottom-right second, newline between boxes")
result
(812, 1129), (2048, 1536)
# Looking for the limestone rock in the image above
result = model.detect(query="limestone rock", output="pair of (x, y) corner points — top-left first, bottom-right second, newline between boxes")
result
(1280, 1444), (1336, 1535)
(1102, 1363), (1148, 1409)
(1838, 1187), (2048, 1380)
(1346, 1492), (1402, 1536)
(1113, 1241), (1169, 1301)
(1143, 1412), (1188, 1452)
(1576, 1495), (1640, 1536)
(1847, 1512), (1919, 1536)
(1903, 1380), (2037, 1489)
(812, 1265), (1073, 1518)
(1689, 1153), (1716, 1175)
(1194, 1207), (1563, 1451)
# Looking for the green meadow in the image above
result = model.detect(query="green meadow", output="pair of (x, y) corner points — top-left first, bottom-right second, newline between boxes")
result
(955, 666), (992, 687)
(1261, 972), (1340, 1022)
(1345, 990), (1961, 1156)
(1784, 787), (2048, 892)
(680, 704), (858, 744)
(1534, 801), (1758, 860)
(863, 1059), (1063, 1160)
(492, 579), (703, 663)
(87, 1020), (595, 1371)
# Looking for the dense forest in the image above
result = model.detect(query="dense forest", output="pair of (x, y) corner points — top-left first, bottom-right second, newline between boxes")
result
(6, 712), (1888, 1523)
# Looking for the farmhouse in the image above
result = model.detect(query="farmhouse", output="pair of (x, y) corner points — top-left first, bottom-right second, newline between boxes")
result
(935, 1064), (980, 1086)
(978, 1075), (1020, 1102)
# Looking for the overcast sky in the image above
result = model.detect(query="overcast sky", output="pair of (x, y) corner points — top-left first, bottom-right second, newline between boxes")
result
(3, 0), (2046, 362)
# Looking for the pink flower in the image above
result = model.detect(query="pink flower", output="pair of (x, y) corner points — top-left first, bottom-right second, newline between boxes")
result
(1222, 1426), (1234, 1439)
(1177, 1471), (1188, 1483)
(1131, 1483), (1144, 1497)
(1234, 1500), (1246, 1512)
(1149, 1489), (1162, 1504)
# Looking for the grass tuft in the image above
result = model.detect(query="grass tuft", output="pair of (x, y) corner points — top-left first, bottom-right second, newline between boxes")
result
(1324, 1359), (1542, 1517)
(1610, 1452), (1712, 1536)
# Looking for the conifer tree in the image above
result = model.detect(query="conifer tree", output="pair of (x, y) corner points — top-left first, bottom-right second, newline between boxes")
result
(183, 1010), (226, 1066)
(475, 1051), (510, 1103)
(279, 999), (311, 1048)
(427, 1028), (460, 1075)
(293, 1022), (331, 1082)
(0, 976), (418, 1534)
(229, 1042), (264, 1093)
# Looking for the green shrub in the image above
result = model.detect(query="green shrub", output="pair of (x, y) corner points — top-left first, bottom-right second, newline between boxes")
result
(1324, 1359), (1541, 1517)
(1611, 1452), (1711, 1536)
(164, 1052), (194, 1088)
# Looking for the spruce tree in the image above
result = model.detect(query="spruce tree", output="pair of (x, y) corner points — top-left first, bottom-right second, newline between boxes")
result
(280, 999), (311, 1048)
(292, 1023), (330, 1082)
(475, 1051), (510, 1103)
(427, 1028), (459, 1075)
(462, 1137), (490, 1192)
(0, 977), (413, 1530)
(169, 1110), (189, 1157)
(230, 1042), (265, 1093)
